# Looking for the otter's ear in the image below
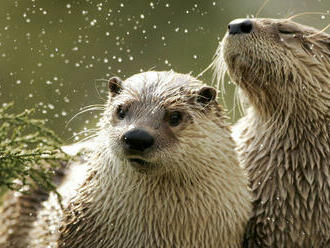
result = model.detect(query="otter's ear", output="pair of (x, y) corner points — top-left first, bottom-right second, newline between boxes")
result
(108, 77), (123, 97)
(196, 86), (217, 105)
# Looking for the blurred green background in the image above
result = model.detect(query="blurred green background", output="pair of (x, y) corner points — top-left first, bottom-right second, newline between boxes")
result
(0, 0), (329, 142)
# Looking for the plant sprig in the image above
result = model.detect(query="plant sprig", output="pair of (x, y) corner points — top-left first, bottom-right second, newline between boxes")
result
(0, 102), (69, 193)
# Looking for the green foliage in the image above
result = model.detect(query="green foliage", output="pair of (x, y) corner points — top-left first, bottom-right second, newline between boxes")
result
(0, 103), (69, 193)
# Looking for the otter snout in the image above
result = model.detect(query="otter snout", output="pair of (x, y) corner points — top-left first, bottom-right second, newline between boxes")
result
(228, 19), (253, 35)
(122, 128), (154, 152)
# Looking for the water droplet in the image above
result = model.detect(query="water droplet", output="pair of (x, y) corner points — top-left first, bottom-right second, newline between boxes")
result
(90, 19), (97, 26)
(63, 96), (70, 103)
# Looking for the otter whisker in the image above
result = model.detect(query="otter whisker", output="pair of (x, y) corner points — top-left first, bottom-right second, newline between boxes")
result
(79, 104), (106, 110)
(255, 0), (270, 18)
(212, 41), (228, 107)
(69, 128), (100, 139)
(286, 12), (329, 21)
(95, 78), (109, 82)
(94, 82), (107, 101)
(306, 24), (330, 38)
(69, 132), (99, 145)
(65, 106), (105, 127)
(234, 86), (245, 118)
(196, 58), (216, 79)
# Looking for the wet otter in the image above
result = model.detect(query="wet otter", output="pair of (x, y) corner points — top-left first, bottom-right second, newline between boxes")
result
(214, 18), (330, 247)
(29, 71), (251, 248)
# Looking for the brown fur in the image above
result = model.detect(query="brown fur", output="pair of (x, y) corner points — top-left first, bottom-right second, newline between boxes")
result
(0, 189), (49, 248)
(29, 71), (251, 247)
(0, 162), (66, 248)
(214, 18), (330, 247)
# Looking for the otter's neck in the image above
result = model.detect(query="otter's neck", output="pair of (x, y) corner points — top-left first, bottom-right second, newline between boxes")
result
(235, 106), (330, 246)
(59, 152), (249, 248)
(241, 76), (330, 124)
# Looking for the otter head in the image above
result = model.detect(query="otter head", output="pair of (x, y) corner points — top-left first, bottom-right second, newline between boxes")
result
(100, 71), (222, 174)
(214, 18), (330, 119)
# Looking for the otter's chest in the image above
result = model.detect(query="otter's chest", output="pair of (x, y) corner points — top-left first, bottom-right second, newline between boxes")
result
(59, 185), (242, 248)
(236, 123), (330, 247)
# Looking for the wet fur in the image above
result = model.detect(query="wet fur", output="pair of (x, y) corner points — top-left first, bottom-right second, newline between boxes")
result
(0, 163), (67, 248)
(29, 71), (251, 248)
(214, 18), (330, 247)
(0, 189), (49, 248)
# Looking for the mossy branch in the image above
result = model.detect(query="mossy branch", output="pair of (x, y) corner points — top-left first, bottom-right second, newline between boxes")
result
(0, 102), (69, 193)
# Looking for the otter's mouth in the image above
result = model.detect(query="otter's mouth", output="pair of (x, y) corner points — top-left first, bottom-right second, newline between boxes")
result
(129, 158), (152, 167)
(128, 158), (156, 172)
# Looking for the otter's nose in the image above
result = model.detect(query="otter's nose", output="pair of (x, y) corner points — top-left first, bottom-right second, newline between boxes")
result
(228, 19), (253, 35)
(122, 129), (154, 152)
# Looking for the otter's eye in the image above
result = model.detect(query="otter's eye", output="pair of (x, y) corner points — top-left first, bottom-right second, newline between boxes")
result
(116, 105), (127, 120)
(279, 29), (294, 34)
(168, 111), (183, 127)
(278, 23), (298, 35)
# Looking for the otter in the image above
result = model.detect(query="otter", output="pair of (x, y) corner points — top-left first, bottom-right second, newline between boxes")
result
(28, 71), (251, 248)
(214, 18), (330, 247)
